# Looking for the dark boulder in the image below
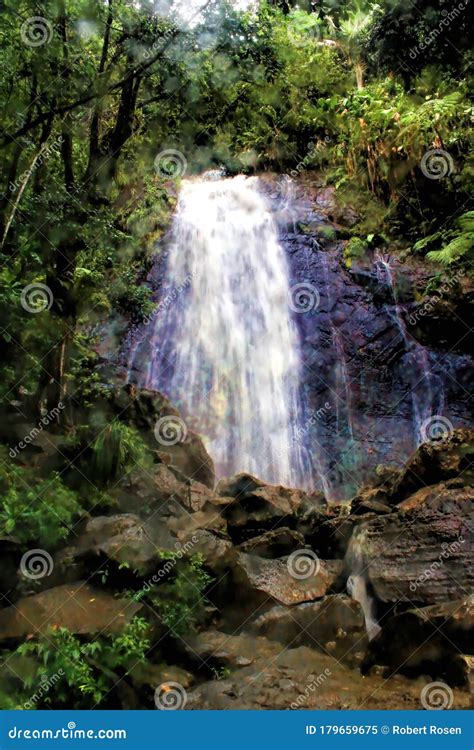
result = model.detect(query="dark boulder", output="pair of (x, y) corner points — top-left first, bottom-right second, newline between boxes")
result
(362, 598), (473, 686)
(355, 482), (473, 604)
(238, 527), (306, 559)
(389, 428), (474, 502)
(248, 594), (367, 668)
(234, 552), (343, 608)
(105, 386), (215, 488)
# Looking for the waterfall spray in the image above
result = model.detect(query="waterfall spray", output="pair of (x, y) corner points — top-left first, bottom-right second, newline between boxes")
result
(128, 175), (312, 488)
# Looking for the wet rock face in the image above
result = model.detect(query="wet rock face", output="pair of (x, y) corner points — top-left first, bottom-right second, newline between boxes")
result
(406, 285), (474, 354)
(260, 176), (473, 501)
(238, 527), (306, 558)
(183, 632), (471, 710)
(55, 514), (180, 577)
(248, 595), (367, 668)
(116, 174), (472, 501)
(358, 483), (473, 604)
(220, 473), (325, 542)
(1, 419), (472, 709)
(388, 427), (474, 501)
(234, 552), (343, 607)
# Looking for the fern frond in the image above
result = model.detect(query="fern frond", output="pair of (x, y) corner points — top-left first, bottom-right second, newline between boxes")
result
(413, 231), (442, 252)
(419, 92), (462, 119)
(91, 421), (148, 482)
(456, 210), (474, 233)
(426, 234), (474, 265)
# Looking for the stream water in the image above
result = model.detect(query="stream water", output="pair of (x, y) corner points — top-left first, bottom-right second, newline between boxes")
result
(346, 526), (381, 641)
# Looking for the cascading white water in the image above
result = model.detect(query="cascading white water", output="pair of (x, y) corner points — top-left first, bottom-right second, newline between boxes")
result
(132, 175), (310, 487)
(346, 527), (381, 641)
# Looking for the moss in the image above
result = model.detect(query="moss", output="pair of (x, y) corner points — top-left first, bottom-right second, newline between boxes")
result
(343, 236), (369, 268)
(319, 225), (338, 242)
(335, 183), (389, 237)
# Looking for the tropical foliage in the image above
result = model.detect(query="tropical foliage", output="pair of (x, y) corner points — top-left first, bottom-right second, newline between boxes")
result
(0, 0), (471, 710)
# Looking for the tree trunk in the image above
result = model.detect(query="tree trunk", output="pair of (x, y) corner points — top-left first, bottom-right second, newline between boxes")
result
(355, 61), (364, 90)
(85, 0), (114, 191)
(0, 138), (53, 251)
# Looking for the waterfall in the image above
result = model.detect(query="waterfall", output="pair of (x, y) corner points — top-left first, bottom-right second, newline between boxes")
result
(375, 254), (443, 446)
(128, 175), (311, 488)
(346, 526), (381, 641)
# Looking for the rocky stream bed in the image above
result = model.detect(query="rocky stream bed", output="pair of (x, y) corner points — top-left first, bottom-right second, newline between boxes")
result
(0, 387), (472, 710)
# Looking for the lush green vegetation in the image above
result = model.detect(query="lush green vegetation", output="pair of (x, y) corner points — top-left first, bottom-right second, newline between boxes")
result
(0, 0), (472, 408)
(0, 618), (151, 709)
(0, 454), (82, 545)
(0, 0), (472, 709)
(0, 550), (212, 708)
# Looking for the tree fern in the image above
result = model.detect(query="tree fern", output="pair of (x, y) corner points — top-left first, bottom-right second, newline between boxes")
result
(457, 211), (474, 233)
(418, 92), (462, 121)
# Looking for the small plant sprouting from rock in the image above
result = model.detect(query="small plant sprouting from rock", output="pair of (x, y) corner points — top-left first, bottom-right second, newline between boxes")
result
(90, 421), (149, 483)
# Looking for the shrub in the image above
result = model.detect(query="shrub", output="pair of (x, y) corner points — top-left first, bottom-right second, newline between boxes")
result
(0, 450), (83, 547)
(11, 618), (151, 709)
(131, 553), (213, 637)
(418, 211), (474, 266)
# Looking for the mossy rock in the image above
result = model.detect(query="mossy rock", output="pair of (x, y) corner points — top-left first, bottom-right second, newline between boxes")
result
(343, 237), (368, 268)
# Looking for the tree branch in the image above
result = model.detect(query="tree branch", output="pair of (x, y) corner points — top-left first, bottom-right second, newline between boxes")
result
(0, 0), (213, 148)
